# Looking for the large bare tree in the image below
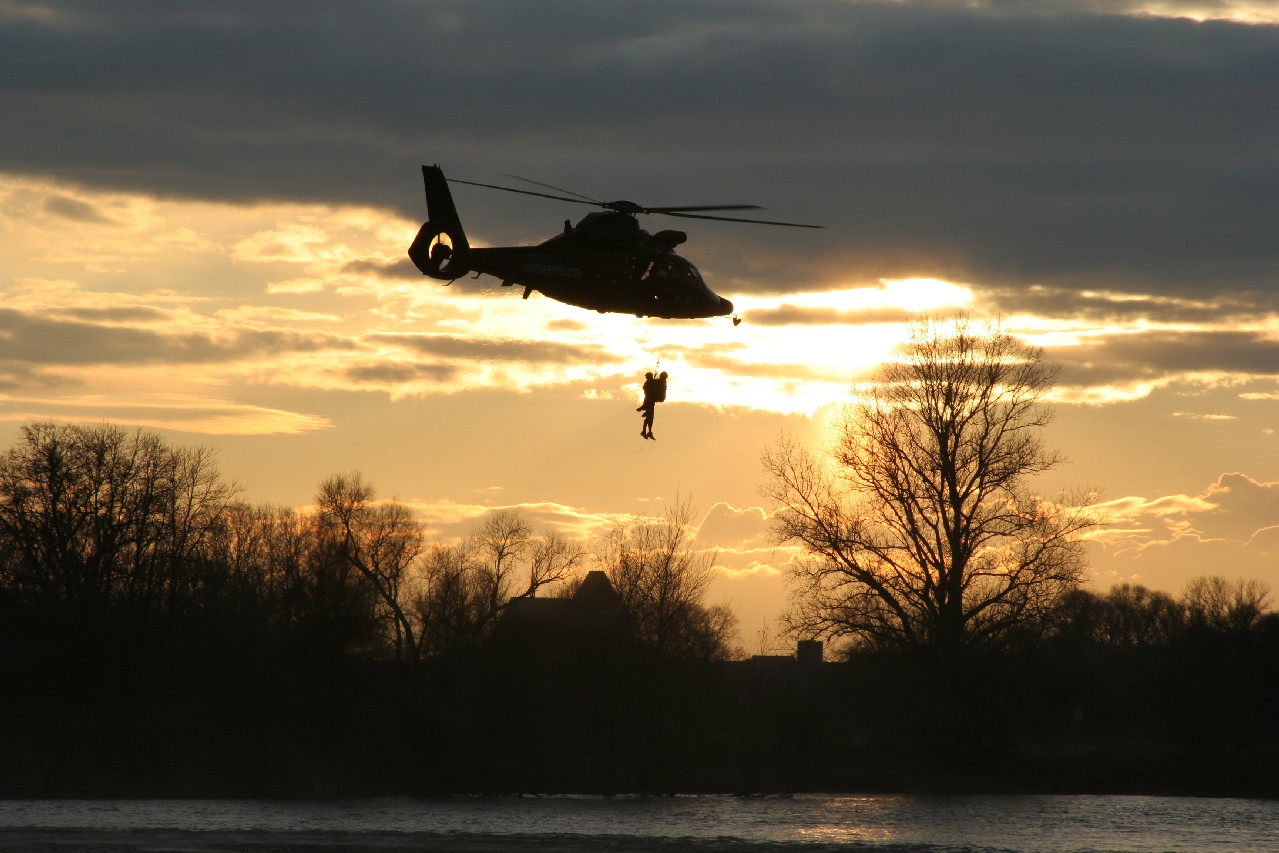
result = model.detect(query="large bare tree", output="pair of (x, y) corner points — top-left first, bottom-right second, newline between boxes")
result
(761, 320), (1095, 664)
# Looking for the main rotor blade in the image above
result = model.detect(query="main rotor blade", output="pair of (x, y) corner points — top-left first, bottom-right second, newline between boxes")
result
(447, 177), (599, 207)
(449, 176), (822, 227)
(499, 178), (767, 215)
(659, 210), (824, 228)
(500, 178), (766, 214)
(502, 174), (603, 205)
(646, 204), (764, 213)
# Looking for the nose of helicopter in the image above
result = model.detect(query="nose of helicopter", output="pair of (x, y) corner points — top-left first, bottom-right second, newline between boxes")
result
(718, 296), (734, 315)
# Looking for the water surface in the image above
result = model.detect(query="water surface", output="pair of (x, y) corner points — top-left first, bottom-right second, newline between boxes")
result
(0, 793), (1274, 851)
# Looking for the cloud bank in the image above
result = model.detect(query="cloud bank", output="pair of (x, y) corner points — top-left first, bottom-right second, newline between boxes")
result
(3, 0), (1277, 300)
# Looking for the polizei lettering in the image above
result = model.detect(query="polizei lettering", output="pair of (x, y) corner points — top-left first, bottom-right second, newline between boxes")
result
(521, 263), (583, 278)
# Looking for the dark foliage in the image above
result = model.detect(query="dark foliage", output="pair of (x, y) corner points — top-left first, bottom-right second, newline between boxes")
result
(0, 423), (1275, 797)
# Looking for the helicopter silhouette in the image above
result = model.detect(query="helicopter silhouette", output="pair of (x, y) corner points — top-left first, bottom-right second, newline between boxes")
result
(407, 165), (820, 322)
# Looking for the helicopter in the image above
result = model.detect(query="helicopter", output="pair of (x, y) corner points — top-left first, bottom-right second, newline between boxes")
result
(407, 165), (820, 323)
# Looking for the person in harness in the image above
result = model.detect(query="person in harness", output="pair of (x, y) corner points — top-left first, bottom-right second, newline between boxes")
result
(636, 370), (668, 440)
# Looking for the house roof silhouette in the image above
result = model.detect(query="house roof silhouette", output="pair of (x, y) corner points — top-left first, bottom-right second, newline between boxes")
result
(489, 570), (623, 656)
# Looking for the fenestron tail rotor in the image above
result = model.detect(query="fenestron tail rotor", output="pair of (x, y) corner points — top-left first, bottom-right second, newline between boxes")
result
(409, 166), (472, 279)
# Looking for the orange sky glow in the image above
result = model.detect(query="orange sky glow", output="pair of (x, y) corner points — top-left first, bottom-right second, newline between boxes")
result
(3, 0), (1278, 649)
(4, 171), (1277, 647)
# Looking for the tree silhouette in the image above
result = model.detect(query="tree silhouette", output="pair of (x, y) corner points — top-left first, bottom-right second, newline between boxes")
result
(414, 539), (489, 658)
(0, 422), (234, 621)
(762, 319), (1095, 665)
(523, 529), (586, 599)
(1183, 575), (1272, 635)
(316, 473), (425, 664)
(411, 510), (586, 660)
(596, 495), (738, 660)
(473, 509), (532, 620)
(1, 420), (1277, 797)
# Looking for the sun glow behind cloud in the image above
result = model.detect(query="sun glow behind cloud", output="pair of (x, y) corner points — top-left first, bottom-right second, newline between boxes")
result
(0, 174), (992, 432)
(911, 0), (1279, 24)
(696, 278), (976, 414)
(7, 173), (1277, 446)
(1135, 1), (1279, 23)
(4, 173), (1279, 624)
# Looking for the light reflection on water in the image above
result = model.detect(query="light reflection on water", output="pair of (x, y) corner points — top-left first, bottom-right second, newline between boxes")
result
(0, 793), (1276, 852)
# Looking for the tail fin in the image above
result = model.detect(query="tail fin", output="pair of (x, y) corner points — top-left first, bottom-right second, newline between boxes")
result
(408, 165), (471, 279)
(421, 164), (463, 228)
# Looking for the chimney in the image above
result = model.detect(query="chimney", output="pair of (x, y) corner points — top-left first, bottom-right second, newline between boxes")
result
(796, 639), (823, 665)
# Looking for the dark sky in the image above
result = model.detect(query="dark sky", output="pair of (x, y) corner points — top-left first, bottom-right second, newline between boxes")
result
(4, 0), (1277, 297)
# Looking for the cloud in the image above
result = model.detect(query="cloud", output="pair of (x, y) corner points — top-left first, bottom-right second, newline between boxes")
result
(0, 307), (356, 367)
(3, 1), (1277, 299)
(745, 305), (914, 327)
(1042, 327), (1279, 404)
(56, 305), (172, 324)
(367, 332), (615, 367)
(694, 502), (773, 550)
(43, 194), (113, 223)
(0, 394), (331, 436)
(400, 496), (625, 545)
(342, 361), (459, 386)
(982, 284), (1274, 326)
(1065, 331), (1279, 377)
(1, 175), (896, 416)
(342, 257), (420, 280)
(1200, 472), (1279, 542)
(1090, 472), (1279, 589)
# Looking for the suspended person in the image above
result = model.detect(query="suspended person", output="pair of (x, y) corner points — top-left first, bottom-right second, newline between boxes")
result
(638, 370), (668, 440)
(637, 372), (656, 438)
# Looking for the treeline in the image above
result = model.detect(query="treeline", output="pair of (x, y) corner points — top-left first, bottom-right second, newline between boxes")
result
(1031, 578), (1278, 793)
(0, 422), (736, 666)
(824, 578), (1279, 796)
(0, 422), (735, 796)
(1, 422), (1276, 797)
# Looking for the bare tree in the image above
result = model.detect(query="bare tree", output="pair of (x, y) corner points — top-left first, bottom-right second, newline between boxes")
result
(1097, 584), (1184, 649)
(761, 319), (1095, 664)
(162, 443), (238, 606)
(1183, 576), (1272, 634)
(413, 511), (588, 658)
(415, 539), (489, 657)
(0, 422), (234, 617)
(597, 496), (738, 660)
(472, 509), (532, 618)
(316, 473), (425, 662)
(230, 503), (316, 629)
(523, 529), (588, 597)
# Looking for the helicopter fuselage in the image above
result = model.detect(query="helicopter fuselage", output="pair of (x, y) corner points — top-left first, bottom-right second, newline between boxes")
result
(471, 217), (733, 319)
(408, 166), (734, 320)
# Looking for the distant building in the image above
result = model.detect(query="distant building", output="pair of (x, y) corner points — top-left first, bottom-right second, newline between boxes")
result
(490, 571), (830, 682)
(797, 639), (823, 665)
(488, 570), (623, 658)
(743, 639), (824, 668)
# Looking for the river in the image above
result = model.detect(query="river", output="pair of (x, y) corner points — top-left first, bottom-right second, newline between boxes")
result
(0, 793), (1275, 851)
